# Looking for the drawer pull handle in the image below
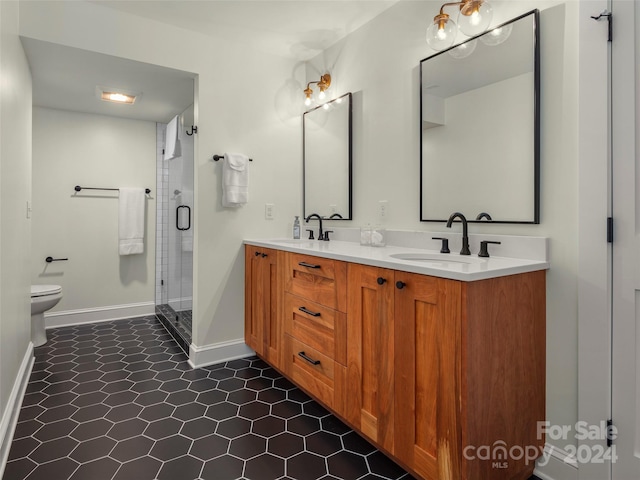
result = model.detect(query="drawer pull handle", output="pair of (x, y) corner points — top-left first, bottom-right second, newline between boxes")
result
(298, 307), (321, 317)
(298, 351), (321, 365)
(298, 261), (321, 269)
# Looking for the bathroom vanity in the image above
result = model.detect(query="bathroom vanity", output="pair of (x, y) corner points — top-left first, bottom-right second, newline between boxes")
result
(244, 239), (547, 480)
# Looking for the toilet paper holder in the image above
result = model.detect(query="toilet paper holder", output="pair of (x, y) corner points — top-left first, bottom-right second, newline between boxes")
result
(46, 257), (68, 263)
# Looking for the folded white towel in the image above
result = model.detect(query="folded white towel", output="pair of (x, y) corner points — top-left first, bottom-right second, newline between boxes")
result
(164, 115), (181, 161)
(119, 188), (146, 255)
(222, 153), (249, 208)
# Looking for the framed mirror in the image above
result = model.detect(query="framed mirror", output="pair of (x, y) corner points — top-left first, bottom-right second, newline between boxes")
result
(303, 92), (352, 220)
(420, 10), (540, 223)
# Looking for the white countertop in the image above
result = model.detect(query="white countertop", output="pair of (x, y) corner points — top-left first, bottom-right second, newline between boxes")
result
(244, 238), (549, 282)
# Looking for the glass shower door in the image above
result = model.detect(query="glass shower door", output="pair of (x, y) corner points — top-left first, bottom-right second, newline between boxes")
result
(157, 105), (194, 347)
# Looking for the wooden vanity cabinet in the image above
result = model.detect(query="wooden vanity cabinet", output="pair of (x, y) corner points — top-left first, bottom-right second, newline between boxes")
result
(245, 246), (546, 480)
(282, 253), (348, 415)
(347, 263), (545, 480)
(345, 264), (396, 454)
(244, 246), (283, 370)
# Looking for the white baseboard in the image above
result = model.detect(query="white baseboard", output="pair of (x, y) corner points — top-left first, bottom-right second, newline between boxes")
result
(0, 342), (34, 479)
(534, 444), (579, 480)
(45, 302), (155, 329)
(188, 339), (254, 369)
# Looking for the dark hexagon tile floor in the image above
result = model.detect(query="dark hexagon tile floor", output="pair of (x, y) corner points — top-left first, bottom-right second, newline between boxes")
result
(3, 316), (544, 480)
(2, 316), (414, 480)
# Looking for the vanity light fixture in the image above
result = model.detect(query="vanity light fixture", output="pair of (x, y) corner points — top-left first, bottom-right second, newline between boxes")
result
(426, 0), (493, 51)
(303, 73), (331, 107)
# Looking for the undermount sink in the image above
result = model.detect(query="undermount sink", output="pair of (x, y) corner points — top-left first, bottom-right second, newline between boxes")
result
(388, 252), (484, 264)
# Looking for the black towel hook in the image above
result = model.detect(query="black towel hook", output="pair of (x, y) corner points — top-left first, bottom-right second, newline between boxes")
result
(186, 126), (198, 136)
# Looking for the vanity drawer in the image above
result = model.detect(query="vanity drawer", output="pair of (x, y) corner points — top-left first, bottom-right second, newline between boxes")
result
(285, 253), (347, 311)
(285, 335), (346, 413)
(283, 293), (346, 365)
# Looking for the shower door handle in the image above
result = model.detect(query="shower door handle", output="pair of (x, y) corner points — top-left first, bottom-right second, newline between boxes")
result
(177, 205), (191, 231)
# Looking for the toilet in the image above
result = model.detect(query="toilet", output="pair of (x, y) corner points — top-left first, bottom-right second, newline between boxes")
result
(30, 285), (62, 347)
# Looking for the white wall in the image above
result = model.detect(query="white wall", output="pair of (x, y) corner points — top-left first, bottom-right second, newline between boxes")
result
(19, 1), (303, 350)
(0, 0), (33, 469)
(31, 107), (156, 315)
(305, 0), (580, 469)
(422, 73), (534, 221)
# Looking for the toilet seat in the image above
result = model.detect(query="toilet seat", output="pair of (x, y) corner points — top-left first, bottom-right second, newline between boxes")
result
(31, 285), (62, 297)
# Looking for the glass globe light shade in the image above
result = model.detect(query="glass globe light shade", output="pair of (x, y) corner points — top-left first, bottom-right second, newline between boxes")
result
(457, 0), (493, 37)
(426, 15), (457, 51)
(448, 39), (477, 59)
(480, 23), (513, 46)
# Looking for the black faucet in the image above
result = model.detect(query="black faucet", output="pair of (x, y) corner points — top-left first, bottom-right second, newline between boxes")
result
(476, 212), (492, 221)
(446, 212), (470, 255)
(305, 214), (324, 240)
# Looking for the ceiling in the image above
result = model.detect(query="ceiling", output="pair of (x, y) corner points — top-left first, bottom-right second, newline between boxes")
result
(22, 38), (196, 123)
(23, 1), (396, 122)
(91, 0), (398, 61)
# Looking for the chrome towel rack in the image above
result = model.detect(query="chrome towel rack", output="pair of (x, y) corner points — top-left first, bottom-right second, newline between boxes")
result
(74, 185), (151, 194)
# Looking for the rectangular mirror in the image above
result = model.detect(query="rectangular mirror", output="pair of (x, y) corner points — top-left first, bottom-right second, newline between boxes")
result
(420, 10), (540, 223)
(303, 92), (352, 220)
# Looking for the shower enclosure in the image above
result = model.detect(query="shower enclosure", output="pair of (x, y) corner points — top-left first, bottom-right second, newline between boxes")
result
(156, 105), (194, 352)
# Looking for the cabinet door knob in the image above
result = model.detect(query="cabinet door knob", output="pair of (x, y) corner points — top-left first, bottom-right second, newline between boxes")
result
(261, 253), (268, 258)
(396, 281), (406, 290)
(377, 277), (387, 285)
(255, 251), (261, 256)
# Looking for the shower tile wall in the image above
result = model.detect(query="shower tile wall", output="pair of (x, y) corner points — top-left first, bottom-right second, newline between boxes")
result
(155, 123), (169, 306)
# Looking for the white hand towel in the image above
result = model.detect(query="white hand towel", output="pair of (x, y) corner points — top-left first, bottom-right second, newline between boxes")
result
(222, 153), (249, 208)
(164, 115), (181, 161)
(119, 188), (146, 255)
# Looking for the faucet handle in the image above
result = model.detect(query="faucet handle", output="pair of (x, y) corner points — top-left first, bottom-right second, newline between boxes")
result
(306, 229), (315, 240)
(323, 231), (333, 241)
(478, 240), (501, 258)
(431, 237), (450, 254)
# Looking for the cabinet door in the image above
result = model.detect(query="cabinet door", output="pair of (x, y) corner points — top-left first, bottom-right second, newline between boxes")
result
(394, 273), (462, 480)
(244, 246), (280, 365)
(346, 264), (395, 454)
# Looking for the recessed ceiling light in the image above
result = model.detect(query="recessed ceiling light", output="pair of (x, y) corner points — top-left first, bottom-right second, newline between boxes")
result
(96, 86), (141, 105)
(100, 91), (137, 104)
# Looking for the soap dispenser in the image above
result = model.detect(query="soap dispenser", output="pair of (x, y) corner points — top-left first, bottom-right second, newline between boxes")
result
(293, 216), (301, 239)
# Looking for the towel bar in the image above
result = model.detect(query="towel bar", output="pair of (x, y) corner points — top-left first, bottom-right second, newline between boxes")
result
(212, 155), (253, 162)
(74, 186), (151, 194)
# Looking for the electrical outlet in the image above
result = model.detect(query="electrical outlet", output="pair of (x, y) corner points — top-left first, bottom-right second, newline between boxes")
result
(378, 200), (388, 220)
(265, 203), (275, 220)
(26, 201), (32, 219)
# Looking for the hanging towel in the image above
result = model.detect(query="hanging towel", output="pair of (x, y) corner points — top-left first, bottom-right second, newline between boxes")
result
(222, 153), (249, 208)
(181, 190), (194, 252)
(164, 115), (181, 161)
(119, 188), (146, 255)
